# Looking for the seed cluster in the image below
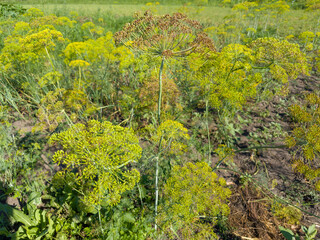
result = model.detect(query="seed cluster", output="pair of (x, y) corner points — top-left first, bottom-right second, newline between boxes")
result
(114, 11), (215, 58)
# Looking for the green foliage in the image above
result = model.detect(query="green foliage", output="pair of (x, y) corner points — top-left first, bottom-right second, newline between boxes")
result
(146, 120), (190, 156)
(0, 192), (63, 239)
(302, 224), (318, 240)
(286, 92), (320, 191)
(159, 162), (231, 239)
(280, 224), (317, 240)
(49, 120), (142, 207)
(279, 226), (300, 240)
(0, 3), (26, 18)
(100, 197), (154, 239)
(271, 202), (302, 225)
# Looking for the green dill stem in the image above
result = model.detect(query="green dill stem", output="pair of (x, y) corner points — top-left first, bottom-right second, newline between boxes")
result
(98, 206), (104, 236)
(78, 66), (81, 89)
(158, 57), (165, 125)
(45, 46), (55, 71)
(155, 135), (163, 231)
(155, 155), (159, 231)
(205, 100), (211, 163)
(155, 57), (165, 231)
(138, 183), (144, 207)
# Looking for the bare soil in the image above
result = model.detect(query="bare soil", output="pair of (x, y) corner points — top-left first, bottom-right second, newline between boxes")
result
(213, 74), (320, 239)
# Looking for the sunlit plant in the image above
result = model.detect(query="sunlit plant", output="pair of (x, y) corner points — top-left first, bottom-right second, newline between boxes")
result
(115, 11), (214, 231)
(49, 120), (142, 207)
(114, 10), (215, 124)
(286, 92), (320, 191)
(33, 87), (97, 132)
(144, 120), (190, 230)
(158, 162), (231, 239)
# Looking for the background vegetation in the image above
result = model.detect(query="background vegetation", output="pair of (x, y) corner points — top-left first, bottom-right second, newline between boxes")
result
(0, 0), (319, 239)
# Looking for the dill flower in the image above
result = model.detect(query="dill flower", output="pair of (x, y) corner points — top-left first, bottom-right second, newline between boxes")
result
(114, 11), (215, 59)
(49, 120), (142, 207)
(69, 59), (90, 68)
(23, 8), (44, 18)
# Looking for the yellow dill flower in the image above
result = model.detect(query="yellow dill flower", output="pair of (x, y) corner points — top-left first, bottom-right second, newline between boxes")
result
(39, 71), (62, 88)
(299, 31), (315, 44)
(13, 21), (31, 35)
(246, 27), (256, 33)
(69, 60), (90, 68)
(81, 21), (95, 31)
(23, 8), (44, 17)
(49, 120), (142, 207)
(286, 34), (294, 40)
(69, 11), (78, 18)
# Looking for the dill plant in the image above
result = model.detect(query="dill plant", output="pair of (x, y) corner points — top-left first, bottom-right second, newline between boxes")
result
(0, 28), (64, 73)
(184, 36), (309, 147)
(250, 37), (310, 98)
(158, 162), (231, 239)
(143, 119), (190, 230)
(286, 92), (320, 191)
(115, 11), (214, 230)
(191, 37), (309, 110)
(114, 10), (215, 125)
(33, 87), (98, 132)
(63, 32), (135, 111)
(49, 119), (142, 207)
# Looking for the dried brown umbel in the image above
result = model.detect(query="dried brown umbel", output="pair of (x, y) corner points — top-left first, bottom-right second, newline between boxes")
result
(114, 11), (215, 58)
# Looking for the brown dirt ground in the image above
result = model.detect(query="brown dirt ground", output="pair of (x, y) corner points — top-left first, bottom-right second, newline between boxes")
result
(212, 74), (320, 239)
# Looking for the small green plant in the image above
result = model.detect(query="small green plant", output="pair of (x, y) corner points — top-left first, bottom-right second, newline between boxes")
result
(271, 201), (302, 225)
(280, 224), (317, 240)
(0, 192), (59, 239)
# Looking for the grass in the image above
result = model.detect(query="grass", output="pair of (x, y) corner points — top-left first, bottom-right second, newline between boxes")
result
(5, 0), (222, 6)
(22, 3), (232, 23)
(15, 0), (317, 37)
(20, 3), (318, 36)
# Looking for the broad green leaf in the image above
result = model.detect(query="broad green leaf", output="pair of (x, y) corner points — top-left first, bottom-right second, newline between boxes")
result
(279, 226), (299, 240)
(307, 224), (317, 239)
(0, 202), (34, 227)
(0, 227), (9, 236)
(28, 192), (42, 206)
(47, 215), (54, 235)
(34, 209), (41, 224)
(56, 232), (68, 240)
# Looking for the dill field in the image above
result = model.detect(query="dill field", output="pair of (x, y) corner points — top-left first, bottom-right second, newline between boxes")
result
(0, 0), (320, 239)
